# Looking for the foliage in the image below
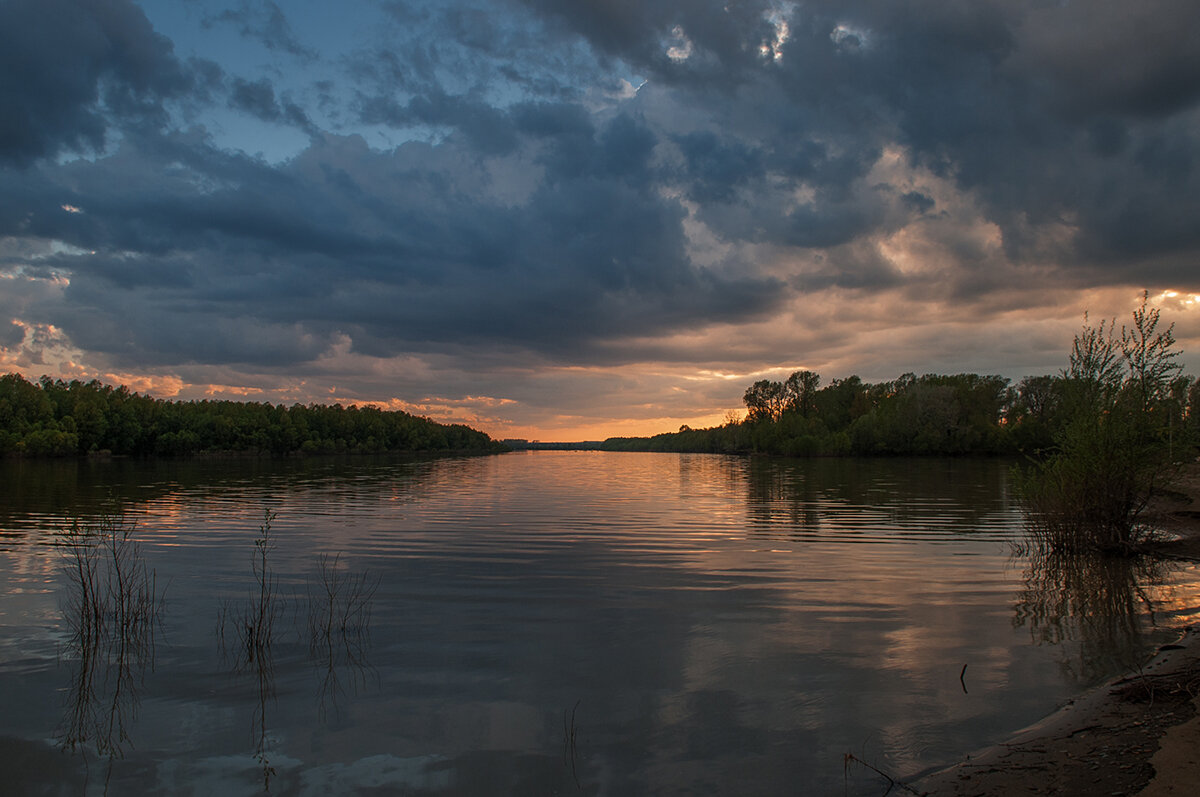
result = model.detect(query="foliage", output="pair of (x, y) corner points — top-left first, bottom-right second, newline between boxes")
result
(58, 515), (164, 760)
(1016, 295), (1191, 553)
(605, 370), (1018, 456)
(604, 297), (1197, 473)
(0, 373), (504, 457)
(1011, 542), (1170, 681)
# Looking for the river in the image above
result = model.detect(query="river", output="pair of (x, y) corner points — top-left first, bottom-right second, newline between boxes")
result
(0, 452), (1197, 795)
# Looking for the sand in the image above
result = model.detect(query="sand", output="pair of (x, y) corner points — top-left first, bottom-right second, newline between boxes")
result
(911, 630), (1200, 796)
(908, 467), (1200, 797)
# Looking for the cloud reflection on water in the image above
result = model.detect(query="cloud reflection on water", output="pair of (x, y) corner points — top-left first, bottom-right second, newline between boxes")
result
(0, 454), (1198, 795)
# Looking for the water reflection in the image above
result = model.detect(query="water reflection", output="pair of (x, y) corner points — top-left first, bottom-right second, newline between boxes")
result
(1013, 547), (1174, 682)
(741, 456), (1015, 541)
(0, 454), (464, 541)
(56, 516), (163, 787)
(561, 700), (582, 791)
(306, 553), (378, 720)
(218, 510), (285, 791)
(216, 511), (381, 791)
(2, 453), (1195, 796)
(218, 511), (283, 670)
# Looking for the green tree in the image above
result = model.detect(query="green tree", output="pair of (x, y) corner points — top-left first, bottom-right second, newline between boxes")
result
(743, 379), (786, 422)
(783, 370), (820, 416)
(0, 372), (502, 457)
(1017, 297), (1190, 553)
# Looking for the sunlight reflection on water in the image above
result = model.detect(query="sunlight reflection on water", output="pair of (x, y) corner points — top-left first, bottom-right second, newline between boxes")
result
(0, 452), (1197, 796)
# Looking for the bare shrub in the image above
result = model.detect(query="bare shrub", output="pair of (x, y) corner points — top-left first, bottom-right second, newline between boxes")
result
(57, 515), (164, 762)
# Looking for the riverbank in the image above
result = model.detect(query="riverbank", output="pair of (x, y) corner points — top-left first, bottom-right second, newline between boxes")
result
(911, 465), (1200, 796)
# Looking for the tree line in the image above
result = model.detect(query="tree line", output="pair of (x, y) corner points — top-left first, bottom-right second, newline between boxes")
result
(602, 345), (1197, 460)
(0, 374), (504, 457)
(602, 372), (1019, 455)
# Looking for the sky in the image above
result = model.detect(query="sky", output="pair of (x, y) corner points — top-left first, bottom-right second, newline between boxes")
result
(3, 0), (1200, 441)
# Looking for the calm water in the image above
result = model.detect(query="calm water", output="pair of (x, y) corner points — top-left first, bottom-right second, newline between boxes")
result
(1, 452), (1198, 796)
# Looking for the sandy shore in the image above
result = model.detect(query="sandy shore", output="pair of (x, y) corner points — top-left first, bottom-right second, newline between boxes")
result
(909, 469), (1200, 796)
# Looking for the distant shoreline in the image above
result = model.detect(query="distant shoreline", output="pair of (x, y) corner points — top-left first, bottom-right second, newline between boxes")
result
(2, 446), (507, 461)
(0, 374), (506, 458)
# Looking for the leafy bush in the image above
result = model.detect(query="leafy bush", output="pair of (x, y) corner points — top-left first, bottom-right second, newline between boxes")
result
(1017, 295), (1190, 553)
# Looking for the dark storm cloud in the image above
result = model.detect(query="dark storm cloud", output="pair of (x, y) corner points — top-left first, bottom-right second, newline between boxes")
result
(1011, 0), (1200, 120)
(227, 76), (317, 134)
(3, 0), (1200, 384)
(10, 117), (782, 368)
(517, 0), (779, 86)
(671, 132), (765, 203)
(0, 321), (24, 349)
(204, 0), (317, 61)
(508, 0), (1200, 292)
(361, 1), (606, 104)
(359, 91), (521, 156)
(0, 0), (190, 166)
(229, 77), (281, 120)
(817, 0), (1200, 277)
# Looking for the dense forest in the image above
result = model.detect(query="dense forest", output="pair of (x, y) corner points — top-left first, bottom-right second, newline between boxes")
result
(0, 374), (504, 457)
(602, 368), (1199, 458)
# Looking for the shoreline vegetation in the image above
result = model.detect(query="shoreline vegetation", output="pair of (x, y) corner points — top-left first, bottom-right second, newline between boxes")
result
(908, 468), (1200, 796)
(603, 298), (1197, 553)
(899, 297), (1200, 794)
(602, 298), (1197, 478)
(599, 370), (1022, 456)
(0, 373), (507, 458)
(10, 301), (1200, 794)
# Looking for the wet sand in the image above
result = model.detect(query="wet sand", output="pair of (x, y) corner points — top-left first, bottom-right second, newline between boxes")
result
(910, 467), (1200, 796)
